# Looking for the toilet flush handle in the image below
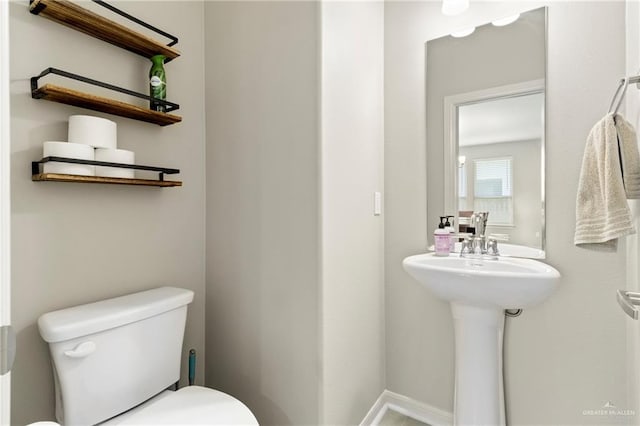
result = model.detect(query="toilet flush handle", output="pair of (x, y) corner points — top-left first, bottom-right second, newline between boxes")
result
(64, 341), (96, 358)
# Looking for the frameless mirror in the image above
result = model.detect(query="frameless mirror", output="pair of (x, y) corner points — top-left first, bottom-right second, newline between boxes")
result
(426, 7), (547, 256)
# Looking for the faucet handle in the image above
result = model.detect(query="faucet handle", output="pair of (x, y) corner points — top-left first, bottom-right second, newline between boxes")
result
(486, 237), (500, 257)
(472, 236), (485, 254)
(460, 237), (473, 257)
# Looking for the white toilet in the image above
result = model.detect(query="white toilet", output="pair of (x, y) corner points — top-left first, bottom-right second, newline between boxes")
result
(37, 286), (258, 425)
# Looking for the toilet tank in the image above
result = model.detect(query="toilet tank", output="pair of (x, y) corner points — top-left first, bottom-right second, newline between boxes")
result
(38, 287), (194, 426)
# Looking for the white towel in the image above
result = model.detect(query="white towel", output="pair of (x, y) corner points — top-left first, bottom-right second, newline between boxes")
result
(614, 113), (640, 198)
(574, 113), (634, 249)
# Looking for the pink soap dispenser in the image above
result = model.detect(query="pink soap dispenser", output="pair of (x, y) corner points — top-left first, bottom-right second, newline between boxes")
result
(445, 216), (456, 253)
(434, 217), (450, 257)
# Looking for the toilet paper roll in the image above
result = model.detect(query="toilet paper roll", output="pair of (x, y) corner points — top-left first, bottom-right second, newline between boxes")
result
(42, 141), (95, 176)
(95, 148), (135, 179)
(68, 115), (117, 149)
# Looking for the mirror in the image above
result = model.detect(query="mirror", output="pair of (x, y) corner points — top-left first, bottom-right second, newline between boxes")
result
(426, 7), (547, 254)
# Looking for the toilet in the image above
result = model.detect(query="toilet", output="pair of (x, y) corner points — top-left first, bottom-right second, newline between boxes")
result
(37, 286), (258, 425)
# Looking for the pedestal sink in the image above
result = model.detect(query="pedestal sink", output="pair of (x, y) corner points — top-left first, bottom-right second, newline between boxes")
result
(402, 253), (560, 426)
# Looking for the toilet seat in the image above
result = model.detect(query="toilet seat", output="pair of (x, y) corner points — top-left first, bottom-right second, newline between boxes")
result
(101, 386), (258, 425)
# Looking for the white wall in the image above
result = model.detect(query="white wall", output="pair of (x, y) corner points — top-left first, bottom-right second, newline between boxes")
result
(320, 2), (385, 424)
(385, 2), (628, 424)
(204, 2), (385, 424)
(9, 1), (207, 424)
(204, 3), (321, 425)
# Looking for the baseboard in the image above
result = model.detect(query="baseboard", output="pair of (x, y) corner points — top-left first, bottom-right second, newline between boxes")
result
(360, 390), (453, 426)
(361, 390), (389, 426)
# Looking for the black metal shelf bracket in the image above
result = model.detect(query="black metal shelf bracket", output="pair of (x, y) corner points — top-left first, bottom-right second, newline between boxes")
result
(30, 67), (180, 113)
(29, 0), (179, 52)
(32, 156), (180, 182)
(92, 0), (179, 48)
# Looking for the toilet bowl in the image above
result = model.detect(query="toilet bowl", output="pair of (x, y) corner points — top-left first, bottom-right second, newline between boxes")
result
(28, 388), (257, 426)
(37, 287), (258, 425)
(102, 386), (257, 425)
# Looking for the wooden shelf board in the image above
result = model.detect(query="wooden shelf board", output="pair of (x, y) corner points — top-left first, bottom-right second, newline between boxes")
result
(33, 173), (182, 187)
(33, 84), (182, 126)
(29, 0), (180, 61)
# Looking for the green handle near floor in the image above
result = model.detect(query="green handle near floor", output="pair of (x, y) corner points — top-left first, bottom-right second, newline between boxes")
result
(189, 349), (196, 386)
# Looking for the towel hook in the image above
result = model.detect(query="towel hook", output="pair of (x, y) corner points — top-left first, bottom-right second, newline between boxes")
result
(608, 77), (630, 115)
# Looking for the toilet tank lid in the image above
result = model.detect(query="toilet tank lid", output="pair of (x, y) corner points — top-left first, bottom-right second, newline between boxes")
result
(38, 287), (194, 343)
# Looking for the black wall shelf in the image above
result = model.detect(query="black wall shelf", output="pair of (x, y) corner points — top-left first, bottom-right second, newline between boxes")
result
(31, 68), (182, 126)
(29, 0), (181, 61)
(32, 156), (182, 187)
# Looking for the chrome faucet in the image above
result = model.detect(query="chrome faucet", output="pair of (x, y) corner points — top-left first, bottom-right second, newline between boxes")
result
(470, 212), (489, 237)
(460, 212), (499, 259)
(460, 236), (500, 259)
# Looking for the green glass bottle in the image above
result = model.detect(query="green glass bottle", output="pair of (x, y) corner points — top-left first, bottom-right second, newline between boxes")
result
(149, 54), (167, 112)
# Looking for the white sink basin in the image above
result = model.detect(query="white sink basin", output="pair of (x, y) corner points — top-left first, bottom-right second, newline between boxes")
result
(402, 253), (560, 309)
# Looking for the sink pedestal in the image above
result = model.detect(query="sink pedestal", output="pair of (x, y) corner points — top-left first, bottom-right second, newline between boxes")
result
(402, 253), (560, 426)
(451, 303), (505, 426)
